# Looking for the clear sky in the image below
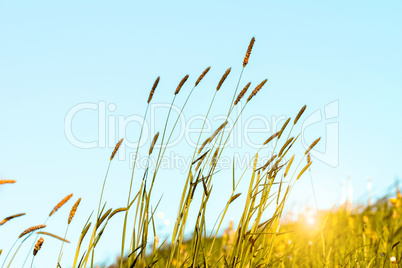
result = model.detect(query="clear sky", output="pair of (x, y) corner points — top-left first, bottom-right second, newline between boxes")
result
(0, 1), (401, 267)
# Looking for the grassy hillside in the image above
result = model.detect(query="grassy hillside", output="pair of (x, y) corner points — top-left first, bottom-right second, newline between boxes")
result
(117, 193), (401, 267)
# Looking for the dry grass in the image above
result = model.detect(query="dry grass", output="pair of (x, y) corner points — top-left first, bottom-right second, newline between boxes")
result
(49, 193), (73, 217)
(19, 225), (46, 239)
(0, 180), (16, 185)
(149, 132), (160, 155)
(175, 74), (189, 95)
(246, 78), (267, 102)
(37, 232), (70, 243)
(0, 37), (333, 268)
(69, 198), (82, 224)
(147, 76), (160, 104)
(305, 137), (321, 155)
(278, 118), (291, 139)
(216, 68), (231, 91)
(294, 104), (307, 125)
(243, 37), (255, 67)
(110, 138), (124, 161)
(0, 213), (26, 226)
(234, 82), (251, 105)
(107, 208), (127, 221)
(33, 237), (44, 256)
(195, 66), (211, 87)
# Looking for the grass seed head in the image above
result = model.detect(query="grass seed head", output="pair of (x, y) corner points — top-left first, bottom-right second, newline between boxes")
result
(243, 37), (255, 67)
(19, 224), (46, 238)
(284, 155), (295, 177)
(33, 237), (44, 256)
(0, 180), (16, 185)
(147, 76), (160, 103)
(68, 198), (81, 224)
(175, 74), (189, 95)
(305, 137), (321, 155)
(149, 132), (160, 155)
(247, 79), (267, 102)
(216, 68), (231, 91)
(234, 82), (251, 105)
(210, 121), (228, 141)
(195, 67), (211, 87)
(278, 137), (294, 157)
(294, 105), (306, 125)
(210, 148), (219, 167)
(0, 213), (26, 226)
(110, 138), (124, 161)
(49, 193), (73, 217)
(264, 131), (280, 145)
(278, 118), (291, 139)
(297, 161), (312, 180)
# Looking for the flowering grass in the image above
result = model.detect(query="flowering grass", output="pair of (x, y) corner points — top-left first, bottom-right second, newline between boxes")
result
(4, 37), (393, 268)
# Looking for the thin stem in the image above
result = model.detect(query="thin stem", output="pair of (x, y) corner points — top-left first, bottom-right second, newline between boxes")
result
(22, 217), (49, 267)
(57, 224), (69, 266)
(81, 161), (112, 268)
(1, 239), (18, 268)
(155, 86), (196, 172)
(167, 91), (218, 267)
(228, 67), (244, 115)
(127, 105), (149, 204)
(172, 67), (246, 261)
(7, 234), (31, 268)
(128, 96), (176, 267)
(30, 256), (34, 268)
(120, 105), (149, 267)
(309, 170), (319, 212)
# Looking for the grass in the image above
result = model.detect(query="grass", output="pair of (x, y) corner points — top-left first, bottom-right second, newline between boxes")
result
(2, 37), (398, 268)
(141, 193), (402, 268)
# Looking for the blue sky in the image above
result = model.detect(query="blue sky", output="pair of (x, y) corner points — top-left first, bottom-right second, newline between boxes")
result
(0, 1), (401, 267)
